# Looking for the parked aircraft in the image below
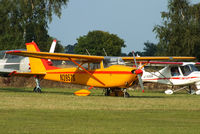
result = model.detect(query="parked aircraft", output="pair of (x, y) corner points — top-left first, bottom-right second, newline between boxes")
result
(6, 42), (196, 97)
(141, 61), (200, 95)
(0, 40), (57, 77)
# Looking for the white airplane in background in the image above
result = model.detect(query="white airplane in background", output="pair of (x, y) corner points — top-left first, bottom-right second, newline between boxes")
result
(141, 61), (200, 95)
(0, 40), (57, 77)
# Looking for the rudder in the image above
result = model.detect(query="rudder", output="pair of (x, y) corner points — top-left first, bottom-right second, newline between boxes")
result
(26, 42), (47, 73)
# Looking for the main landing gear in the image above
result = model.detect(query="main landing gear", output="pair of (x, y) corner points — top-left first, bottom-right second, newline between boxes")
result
(104, 88), (130, 98)
(165, 85), (196, 95)
(33, 77), (42, 93)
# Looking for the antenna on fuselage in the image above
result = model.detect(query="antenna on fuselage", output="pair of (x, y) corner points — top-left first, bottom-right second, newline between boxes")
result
(85, 49), (90, 55)
(103, 48), (107, 56)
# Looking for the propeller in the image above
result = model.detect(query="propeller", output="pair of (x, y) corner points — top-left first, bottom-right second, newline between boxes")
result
(132, 51), (144, 92)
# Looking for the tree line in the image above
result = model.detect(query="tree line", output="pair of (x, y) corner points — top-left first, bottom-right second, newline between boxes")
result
(1, 0), (200, 60)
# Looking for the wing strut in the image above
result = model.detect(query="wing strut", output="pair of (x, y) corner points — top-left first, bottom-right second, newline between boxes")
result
(69, 58), (105, 86)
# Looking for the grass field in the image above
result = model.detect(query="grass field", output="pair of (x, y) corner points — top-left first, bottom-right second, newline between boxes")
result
(0, 87), (200, 134)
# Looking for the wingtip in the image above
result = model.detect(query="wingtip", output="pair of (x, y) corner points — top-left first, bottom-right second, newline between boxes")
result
(6, 50), (21, 54)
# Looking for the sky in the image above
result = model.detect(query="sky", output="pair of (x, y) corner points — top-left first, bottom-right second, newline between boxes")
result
(48, 0), (200, 54)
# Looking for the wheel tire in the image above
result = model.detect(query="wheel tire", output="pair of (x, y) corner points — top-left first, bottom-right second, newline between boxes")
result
(105, 89), (110, 96)
(124, 92), (130, 98)
(33, 87), (37, 92)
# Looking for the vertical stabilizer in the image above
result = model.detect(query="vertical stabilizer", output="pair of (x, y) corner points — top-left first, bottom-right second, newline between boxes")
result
(49, 40), (57, 53)
(26, 42), (47, 73)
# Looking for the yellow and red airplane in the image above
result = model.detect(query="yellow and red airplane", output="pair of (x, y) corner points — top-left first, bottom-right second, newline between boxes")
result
(6, 42), (196, 97)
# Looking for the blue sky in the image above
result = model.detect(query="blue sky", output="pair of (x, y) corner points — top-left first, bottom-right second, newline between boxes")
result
(48, 0), (200, 54)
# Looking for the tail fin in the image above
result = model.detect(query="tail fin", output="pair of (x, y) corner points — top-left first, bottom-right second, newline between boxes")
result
(26, 41), (58, 73)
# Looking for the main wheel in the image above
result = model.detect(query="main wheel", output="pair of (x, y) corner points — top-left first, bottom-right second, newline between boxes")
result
(105, 89), (110, 96)
(33, 87), (37, 92)
(124, 92), (130, 98)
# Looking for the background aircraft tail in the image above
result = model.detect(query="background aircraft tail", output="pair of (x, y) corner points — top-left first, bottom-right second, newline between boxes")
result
(26, 42), (58, 73)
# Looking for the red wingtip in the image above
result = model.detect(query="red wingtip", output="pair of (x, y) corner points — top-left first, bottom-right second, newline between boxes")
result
(6, 50), (21, 54)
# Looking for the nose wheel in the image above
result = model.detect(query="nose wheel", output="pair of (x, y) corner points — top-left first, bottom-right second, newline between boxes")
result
(123, 88), (130, 98)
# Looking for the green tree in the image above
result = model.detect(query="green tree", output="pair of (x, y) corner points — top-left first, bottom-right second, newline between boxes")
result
(65, 44), (76, 54)
(0, 0), (24, 50)
(142, 41), (157, 56)
(128, 41), (157, 56)
(154, 0), (200, 58)
(0, 0), (68, 52)
(74, 30), (126, 56)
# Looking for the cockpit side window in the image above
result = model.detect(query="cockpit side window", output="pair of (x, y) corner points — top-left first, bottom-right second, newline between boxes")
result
(190, 64), (199, 72)
(103, 57), (125, 68)
(171, 67), (180, 76)
(89, 62), (100, 70)
(180, 65), (192, 76)
(0, 52), (5, 59)
(78, 62), (101, 71)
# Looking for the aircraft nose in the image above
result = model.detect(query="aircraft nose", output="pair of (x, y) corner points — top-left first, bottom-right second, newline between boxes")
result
(131, 70), (135, 74)
(131, 69), (143, 75)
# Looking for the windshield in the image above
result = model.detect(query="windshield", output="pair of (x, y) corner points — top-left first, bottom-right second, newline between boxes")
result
(103, 57), (125, 68)
(180, 64), (198, 76)
(0, 51), (5, 59)
(190, 64), (199, 71)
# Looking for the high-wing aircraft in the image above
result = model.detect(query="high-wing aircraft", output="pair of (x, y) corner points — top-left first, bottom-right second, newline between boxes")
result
(141, 61), (200, 95)
(0, 49), (29, 76)
(0, 40), (57, 77)
(6, 42), (196, 97)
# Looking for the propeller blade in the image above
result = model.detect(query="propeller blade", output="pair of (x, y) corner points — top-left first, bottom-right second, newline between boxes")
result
(138, 74), (144, 92)
(132, 51), (138, 68)
(132, 51), (144, 92)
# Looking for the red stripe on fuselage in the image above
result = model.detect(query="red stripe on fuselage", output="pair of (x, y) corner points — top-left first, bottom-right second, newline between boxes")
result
(47, 71), (133, 74)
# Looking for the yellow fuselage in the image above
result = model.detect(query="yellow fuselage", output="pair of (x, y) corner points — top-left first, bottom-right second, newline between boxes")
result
(43, 65), (136, 88)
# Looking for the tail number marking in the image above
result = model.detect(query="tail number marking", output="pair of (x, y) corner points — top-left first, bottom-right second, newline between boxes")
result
(60, 74), (75, 82)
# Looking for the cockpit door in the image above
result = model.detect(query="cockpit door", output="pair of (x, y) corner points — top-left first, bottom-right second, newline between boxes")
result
(180, 65), (192, 76)
(171, 66), (180, 76)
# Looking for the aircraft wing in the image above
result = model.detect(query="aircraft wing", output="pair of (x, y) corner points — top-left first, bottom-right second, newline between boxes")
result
(135, 61), (184, 66)
(134, 61), (200, 66)
(6, 50), (104, 62)
(195, 62), (200, 66)
(122, 56), (196, 61)
(0, 63), (19, 65)
(6, 50), (196, 62)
